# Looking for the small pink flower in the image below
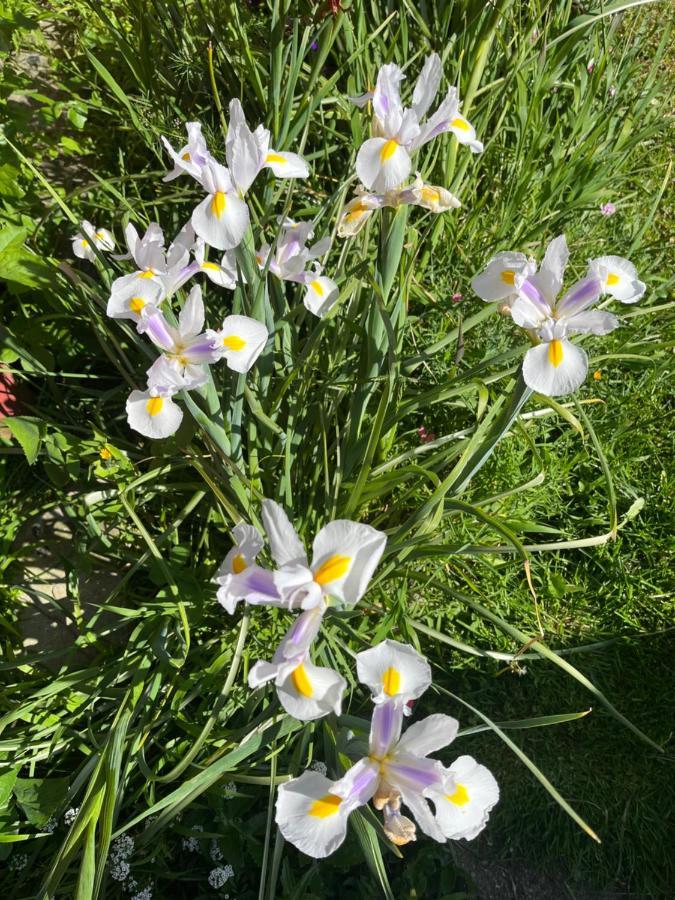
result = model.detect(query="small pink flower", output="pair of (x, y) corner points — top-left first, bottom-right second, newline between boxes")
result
(451, 292), (463, 303)
(609, 85), (617, 98)
(600, 202), (616, 216)
(531, 28), (539, 43)
(587, 59), (594, 74)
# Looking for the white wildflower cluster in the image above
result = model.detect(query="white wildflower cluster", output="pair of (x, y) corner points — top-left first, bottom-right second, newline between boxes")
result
(222, 781), (237, 799)
(130, 888), (153, 900)
(112, 834), (135, 858)
(181, 824), (204, 852)
(109, 832), (135, 883)
(42, 816), (58, 833)
(110, 860), (131, 882)
(208, 864), (234, 889)
(210, 839), (224, 862)
(64, 807), (79, 826)
(9, 852), (28, 871)
(310, 760), (327, 776)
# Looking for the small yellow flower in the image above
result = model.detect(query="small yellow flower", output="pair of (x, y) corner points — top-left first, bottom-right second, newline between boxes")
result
(593, 370), (602, 381)
(99, 447), (112, 460)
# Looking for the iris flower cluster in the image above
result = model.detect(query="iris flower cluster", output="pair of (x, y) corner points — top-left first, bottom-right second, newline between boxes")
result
(276, 639), (499, 858)
(70, 53), (649, 861)
(338, 54), (474, 235)
(217, 503), (499, 858)
(72, 99), (343, 438)
(215, 500), (386, 721)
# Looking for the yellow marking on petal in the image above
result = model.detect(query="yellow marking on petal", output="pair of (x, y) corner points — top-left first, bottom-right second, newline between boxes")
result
(201, 262), (221, 271)
(222, 335), (246, 351)
(380, 139), (399, 162)
(606, 272), (620, 286)
(211, 191), (226, 219)
(421, 186), (439, 205)
(548, 339), (564, 368)
(265, 152), (287, 165)
(450, 117), (470, 132)
(314, 554), (351, 585)
(309, 793), (342, 818)
(95, 231), (106, 239)
(129, 297), (146, 314)
(99, 447), (112, 460)
(500, 269), (516, 286)
(146, 397), (164, 417)
(139, 270), (155, 279)
(310, 279), (324, 297)
(80, 239), (89, 247)
(446, 783), (470, 806)
(291, 663), (313, 698)
(345, 202), (368, 223)
(382, 667), (401, 697)
(232, 553), (247, 574)
(181, 152), (191, 161)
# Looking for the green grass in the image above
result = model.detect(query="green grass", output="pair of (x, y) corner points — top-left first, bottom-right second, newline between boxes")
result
(0, 1), (673, 898)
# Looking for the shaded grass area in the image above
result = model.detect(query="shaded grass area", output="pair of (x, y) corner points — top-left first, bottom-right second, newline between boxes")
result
(409, 340), (675, 896)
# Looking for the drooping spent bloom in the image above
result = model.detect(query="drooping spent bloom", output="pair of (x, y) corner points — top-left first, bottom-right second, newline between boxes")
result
(354, 54), (482, 194)
(162, 103), (309, 251)
(600, 202), (616, 217)
(503, 235), (645, 396)
(256, 219), (339, 318)
(217, 500), (387, 721)
(338, 175), (460, 237)
(275, 640), (499, 856)
(72, 221), (114, 261)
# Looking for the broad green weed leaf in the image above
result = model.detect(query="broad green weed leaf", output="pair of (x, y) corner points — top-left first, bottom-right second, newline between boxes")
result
(4, 416), (43, 464)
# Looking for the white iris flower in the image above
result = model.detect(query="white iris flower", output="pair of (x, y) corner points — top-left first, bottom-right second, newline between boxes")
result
(107, 222), (195, 323)
(354, 54), (482, 194)
(256, 220), (338, 317)
(126, 285), (267, 438)
(275, 640), (499, 857)
(471, 235), (646, 397)
(162, 103), (309, 251)
(125, 358), (187, 440)
(72, 221), (114, 261)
